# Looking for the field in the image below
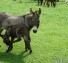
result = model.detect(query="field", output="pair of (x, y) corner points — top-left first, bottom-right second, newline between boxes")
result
(0, 0), (68, 63)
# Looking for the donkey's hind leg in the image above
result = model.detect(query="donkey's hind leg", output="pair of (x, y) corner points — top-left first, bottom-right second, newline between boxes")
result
(14, 28), (22, 42)
(0, 29), (3, 35)
(46, 1), (49, 7)
(6, 44), (13, 53)
(6, 37), (14, 53)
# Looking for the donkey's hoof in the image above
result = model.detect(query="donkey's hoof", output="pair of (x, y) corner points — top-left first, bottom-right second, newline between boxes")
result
(6, 50), (10, 53)
(6, 51), (9, 53)
(29, 50), (32, 54)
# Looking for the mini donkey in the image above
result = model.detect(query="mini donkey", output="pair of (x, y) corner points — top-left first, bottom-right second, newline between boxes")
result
(0, 8), (41, 54)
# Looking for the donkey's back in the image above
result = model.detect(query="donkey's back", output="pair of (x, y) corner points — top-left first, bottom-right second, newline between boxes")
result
(2, 16), (25, 29)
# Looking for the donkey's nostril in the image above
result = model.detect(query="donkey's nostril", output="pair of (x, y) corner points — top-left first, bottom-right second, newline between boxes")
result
(33, 30), (37, 33)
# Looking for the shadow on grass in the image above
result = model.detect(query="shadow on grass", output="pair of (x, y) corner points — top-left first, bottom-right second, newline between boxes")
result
(0, 51), (30, 63)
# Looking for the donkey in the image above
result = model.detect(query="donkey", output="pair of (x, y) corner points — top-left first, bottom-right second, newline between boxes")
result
(43, 0), (56, 7)
(1, 8), (41, 54)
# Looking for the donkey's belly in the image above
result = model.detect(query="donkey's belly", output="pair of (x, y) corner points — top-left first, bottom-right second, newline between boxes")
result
(10, 27), (25, 38)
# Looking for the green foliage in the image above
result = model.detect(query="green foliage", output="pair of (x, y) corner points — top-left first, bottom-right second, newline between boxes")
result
(0, 0), (68, 63)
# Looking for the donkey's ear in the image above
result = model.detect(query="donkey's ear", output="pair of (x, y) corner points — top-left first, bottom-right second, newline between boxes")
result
(38, 8), (41, 15)
(30, 8), (33, 13)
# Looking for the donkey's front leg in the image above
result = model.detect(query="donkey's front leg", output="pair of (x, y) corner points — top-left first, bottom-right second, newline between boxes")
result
(24, 40), (28, 52)
(24, 33), (32, 54)
(24, 38), (32, 54)
(26, 39), (32, 54)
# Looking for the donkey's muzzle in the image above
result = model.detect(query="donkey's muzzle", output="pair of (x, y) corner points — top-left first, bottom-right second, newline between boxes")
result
(33, 26), (38, 33)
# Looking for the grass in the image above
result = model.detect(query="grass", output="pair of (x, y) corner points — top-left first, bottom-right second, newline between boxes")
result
(0, 0), (68, 63)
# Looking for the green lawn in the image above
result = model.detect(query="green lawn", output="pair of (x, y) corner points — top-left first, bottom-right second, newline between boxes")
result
(0, 0), (68, 63)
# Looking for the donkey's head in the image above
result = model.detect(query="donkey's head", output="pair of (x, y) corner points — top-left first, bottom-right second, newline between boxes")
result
(30, 8), (41, 33)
